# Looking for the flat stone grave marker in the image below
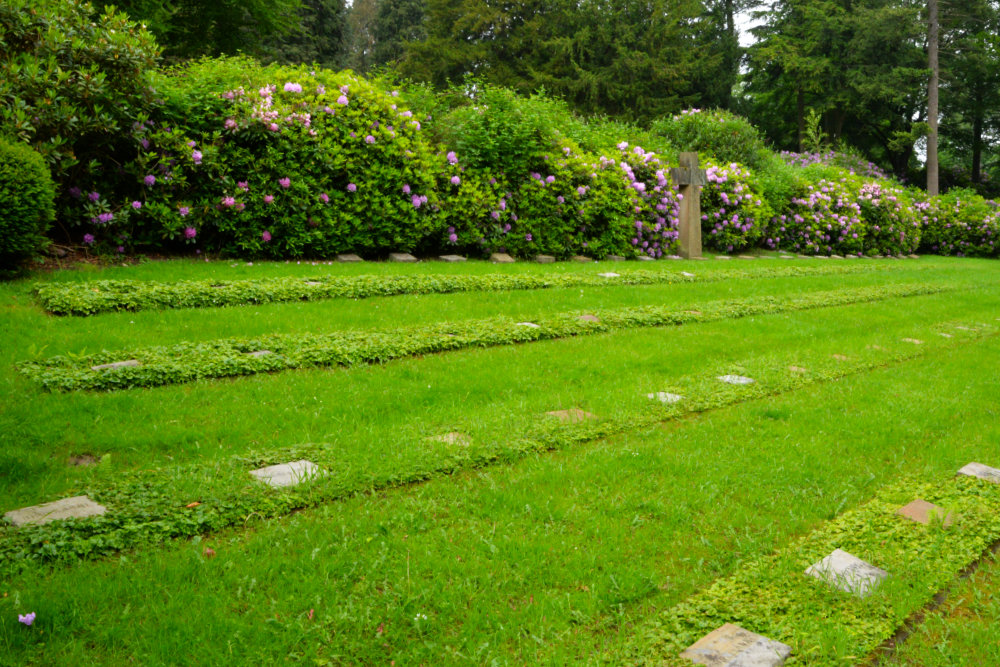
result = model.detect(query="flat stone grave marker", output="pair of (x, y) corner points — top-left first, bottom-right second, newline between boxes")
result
(796, 254), (811, 259)
(91, 359), (140, 371)
(831, 354), (850, 361)
(666, 254), (683, 260)
(535, 255), (555, 263)
(738, 255), (756, 260)
(545, 408), (597, 423)
(250, 460), (321, 488)
(845, 254), (858, 259)
(788, 365), (809, 373)
(648, 392), (683, 404)
(571, 255), (592, 262)
(606, 255), (625, 261)
(439, 254), (466, 262)
(814, 255), (829, 259)
(426, 432), (471, 446)
(69, 454), (98, 467)
(939, 333), (953, 338)
(637, 255), (654, 261)
(867, 344), (884, 350)
(578, 314), (600, 323)
(955, 325), (975, 331)
(958, 462), (1000, 483)
(830, 254), (844, 259)
(691, 256), (708, 261)
(902, 338), (923, 344)
(303, 281), (323, 286)
(336, 253), (363, 262)
(908, 254), (920, 259)
(715, 255), (731, 260)
(389, 252), (417, 262)
(680, 623), (791, 667)
(515, 322), (540, 329)
(5, 495), (106, 527)
(681, 271), (696, 277)
(245, 350), (273, 357)
(686, 310), (703, 316)
(779, 255), (794, 259)
(490, 252), (515, 263)
(718, 374), (754, 385)
(806, 548), (888, 597)
(896, 499), (955, 527)
(598, 272), (620, 278)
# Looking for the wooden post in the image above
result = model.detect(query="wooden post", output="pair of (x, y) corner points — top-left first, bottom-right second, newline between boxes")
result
(670, 152), (707, 259)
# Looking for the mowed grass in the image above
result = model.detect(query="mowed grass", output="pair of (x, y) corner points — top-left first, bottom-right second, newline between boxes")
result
(2, 327), (1000, 665)
(1, 256), (1000, 664)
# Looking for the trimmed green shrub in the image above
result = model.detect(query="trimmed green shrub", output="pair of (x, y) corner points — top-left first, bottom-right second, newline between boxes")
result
(0, 138), (56, 277)
(918, 189), (1000, 257)
(650, 108), (770, 171)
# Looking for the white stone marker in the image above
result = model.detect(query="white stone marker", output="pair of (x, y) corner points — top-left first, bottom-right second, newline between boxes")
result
(901, 338), (923, 344)
(718, 374), (754, 385)
(515, 322), (540, 329)
(250, 460), (321, 488)
(304, 281), (323, 286)
(598, 272), (620, 278)
(648, 392), (683, 404)
(955, 326), (974, 331)
(680, 623), (791, 666)
(426, 432), (471, 446)
(5, 495), (106, 526)
(336, 254), (363, 262)
(958, 462), (1000, 483)
(939, 333), (953, 338)
(806, 548), (888, 597)
(388, 252), (417, 262)
(439, 254), (466, 262)
(91, 359), (140, 371)
(246, 350), (272, 357)
(681, 271), (696, 277)
(715, 255), (731, 260)
(490, 253), (515, 263)
(637, 255), (654, 261)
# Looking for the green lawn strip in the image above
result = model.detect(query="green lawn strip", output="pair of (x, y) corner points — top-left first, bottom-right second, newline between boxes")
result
(16, 281), (966, 392)
(1, 322), (992, 572)
(873, 552), (1000, 666)
(35, 263), (910, 316)
(2, 333), (1000, 665)
(616, 476), (1000, 666)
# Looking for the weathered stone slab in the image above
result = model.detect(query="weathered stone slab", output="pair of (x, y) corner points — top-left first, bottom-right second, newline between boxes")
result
(245, 350), (273, 357)
(535, 255), (555, 263)
(490, 253), (515, 263)
(91, 359), (140, 371)
(738, 255), (756, 260)
(955, 325), (975, 331)
(806, 548), (888, 597)
(897, 499), (954, 527)
(685, 310), (703, 316)
(304, 281), (323, 286)
(908, 254), (920, 259)
(250, 460), (321, 488)
(571, 255), (592, 263)
(666, 254), (683, 260)
(515, 322), (540, 329)
(388, 252), (417, 262)
(958, 462), (1000, 483)
(866, 344), (884, 350)
(681, 271), (696, 277)
(336, 253), (363, 262)
(845, 254), (858, 259)
(831, 354), (850, 361)
(691, 256), (708, 261)
(5, 495), (106, 526)
(680, 623), (791, 667)
(439, 254), (466, 262)
(788, 365), (809, 373)
(813, 255), (829, 259)
(545, 408), (596, 423)
(578, 314), (601, 323)
(648, 392), (683, 404)
(715, 255), (731, 260)
(426, 432), (471, 446)
(598, 272), (620, 278)
(796, 254), (811, 259)
(606, 255), (626, 261)
(779, 255), (794, 259)
(637, 255), (654, 261)
(939, 333), (953, 338)
(901, 338), (923, 344)
(718, 374), (754, 385)
(830, 254), (844, 259)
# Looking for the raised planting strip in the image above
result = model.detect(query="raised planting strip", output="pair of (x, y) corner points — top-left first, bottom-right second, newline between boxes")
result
(34, 263), (913, 316)
(616, 470), (1000, 667)
(19, 281), (966, 392)
(2, 322), (993, 571)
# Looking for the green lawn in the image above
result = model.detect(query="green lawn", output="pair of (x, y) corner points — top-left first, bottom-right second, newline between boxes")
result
(1, 256), (999, 665)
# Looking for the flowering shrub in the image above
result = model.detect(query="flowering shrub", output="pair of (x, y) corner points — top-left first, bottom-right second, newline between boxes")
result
(0, 138), (56, 277)
(780, 150), (889, 180)
(855, 180), (921, 255)
(918, 189), (1000, 257)
(765, 178), (865, 255)
(650, 108), (769, 170)
(699, 160), (773, 252)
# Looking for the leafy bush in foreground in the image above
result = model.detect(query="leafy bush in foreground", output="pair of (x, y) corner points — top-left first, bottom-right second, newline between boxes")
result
(918, 189), (1000, 257)
(0, 138), (56, 276)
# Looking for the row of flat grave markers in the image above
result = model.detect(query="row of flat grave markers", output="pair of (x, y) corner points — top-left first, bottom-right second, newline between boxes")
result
(677, 461), (1000, 667)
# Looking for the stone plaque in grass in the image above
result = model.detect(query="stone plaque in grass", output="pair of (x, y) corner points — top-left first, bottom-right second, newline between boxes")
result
(336, 254), (363, 262)
(788, 365), (809, 373)
(571, 255), (592, 262)
(91, 359), (140, 371)
(681, 271), (695, 277)
(691, 256), (708, 261)
(779, 255), (794, 259)
(680, 623), (791, 667)
(715, 255), (731, 260)
(515, 322), (540, 329)
(830, 254), (844, 259)
(939, 333), (953, 338)
(5, 495), (106, 527)
(718, 374), (754, 385)
(304, 281), (323, 286)
(598, 272), (620, 278)
(814, 255), (828, 259)
(902, 338), (923, 345)
(845, 254), (858, 259)
(637, 255), (654, 261)
(250, 460), (321, 488)
(534, 255), (555, 264)
(245, 350), (273, 357)
(389, 252), (417, 263)
(606, 255), (625, 261)
(806, 548), (888, 597)
(439, 254), (466, 262)
(908, 254), (920, 259)
(796, 254), (811, 259)
(578, 314), (601, 323)
(896, 499), (955, 526)
(831, 354), (850, 361)
(427, 432), (471, 447)
(958, 462), (1000, 483)
(666, 254), (683, 260)
(490, 253), (515, 263)
(738, 255), (756, 260)
(648, 392), (683, 404)
(545, 408), (597, 423)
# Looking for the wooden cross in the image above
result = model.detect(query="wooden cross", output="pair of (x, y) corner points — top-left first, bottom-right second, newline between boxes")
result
(669, 152), (707, 259)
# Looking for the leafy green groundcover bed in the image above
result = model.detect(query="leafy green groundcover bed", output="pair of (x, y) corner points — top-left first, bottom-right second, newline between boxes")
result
(2, 324), (991, 573)
(33, 262), (907, 316)
(19, 281), (956, 391)
(618, 475), (1000, 666)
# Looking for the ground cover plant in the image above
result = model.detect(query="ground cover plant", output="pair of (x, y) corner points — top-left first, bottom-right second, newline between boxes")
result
(2, 256), (1000, 665)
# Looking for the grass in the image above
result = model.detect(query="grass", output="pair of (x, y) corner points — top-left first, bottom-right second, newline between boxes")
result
(1, 255), (1000, 664)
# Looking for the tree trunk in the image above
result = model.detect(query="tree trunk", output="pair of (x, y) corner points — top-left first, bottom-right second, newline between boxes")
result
(972, 105), (983, 184)
(797, 87), (805, 152)
(927, 0), (939, 195)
